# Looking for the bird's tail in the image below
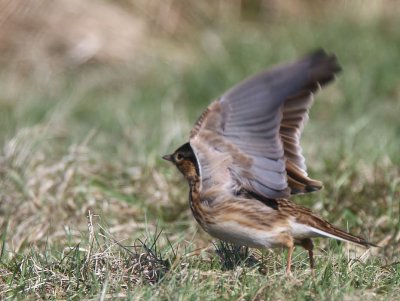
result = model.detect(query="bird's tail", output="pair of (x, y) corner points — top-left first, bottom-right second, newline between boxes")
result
(306, 215), (378, 247)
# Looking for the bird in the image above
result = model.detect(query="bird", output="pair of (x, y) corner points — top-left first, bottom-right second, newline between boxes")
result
(163, 49), (376, 275)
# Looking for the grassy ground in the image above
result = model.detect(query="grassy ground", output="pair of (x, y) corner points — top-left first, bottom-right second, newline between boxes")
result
(1, 2), (400, 300)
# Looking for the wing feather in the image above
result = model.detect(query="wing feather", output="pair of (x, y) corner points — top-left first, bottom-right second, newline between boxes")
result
(190, 49), (341, 198)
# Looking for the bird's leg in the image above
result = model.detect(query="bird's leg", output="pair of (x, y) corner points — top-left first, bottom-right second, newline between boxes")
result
(285, 243), (294, 276)
(300, 238), (315, 273)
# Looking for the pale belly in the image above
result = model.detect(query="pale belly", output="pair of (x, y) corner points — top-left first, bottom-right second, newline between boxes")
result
(200, 216), (322, 248)
(204, 220), (290, 249)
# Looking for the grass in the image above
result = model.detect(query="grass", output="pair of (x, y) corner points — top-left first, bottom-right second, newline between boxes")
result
(1, 2), (400, 300)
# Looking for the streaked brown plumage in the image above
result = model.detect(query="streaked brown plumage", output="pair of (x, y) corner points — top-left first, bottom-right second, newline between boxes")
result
(163, 49), (376, 275)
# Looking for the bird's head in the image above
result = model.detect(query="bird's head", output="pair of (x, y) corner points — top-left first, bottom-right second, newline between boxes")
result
(162, 142), (199, 180)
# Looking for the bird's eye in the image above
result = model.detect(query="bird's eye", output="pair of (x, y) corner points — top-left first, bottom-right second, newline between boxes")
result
(176, 153), (184, 161)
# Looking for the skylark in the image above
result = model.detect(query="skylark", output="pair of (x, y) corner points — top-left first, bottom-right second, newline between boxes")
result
(163, 49), (376, 274)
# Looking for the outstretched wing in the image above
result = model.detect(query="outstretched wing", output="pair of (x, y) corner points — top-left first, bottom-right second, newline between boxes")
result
(190, 49), (341, 199)
(280, 91), (324, 194)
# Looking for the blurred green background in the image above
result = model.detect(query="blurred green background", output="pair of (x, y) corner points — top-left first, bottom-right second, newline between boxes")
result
(0, 0), (399, 299)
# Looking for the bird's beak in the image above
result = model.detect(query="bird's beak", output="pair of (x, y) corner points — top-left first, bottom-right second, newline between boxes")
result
(162, 154), (173, 162)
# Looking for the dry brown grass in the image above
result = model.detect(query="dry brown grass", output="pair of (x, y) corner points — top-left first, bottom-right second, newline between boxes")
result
(0, 211), (171, 298)
(1, 0), (399, 77)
